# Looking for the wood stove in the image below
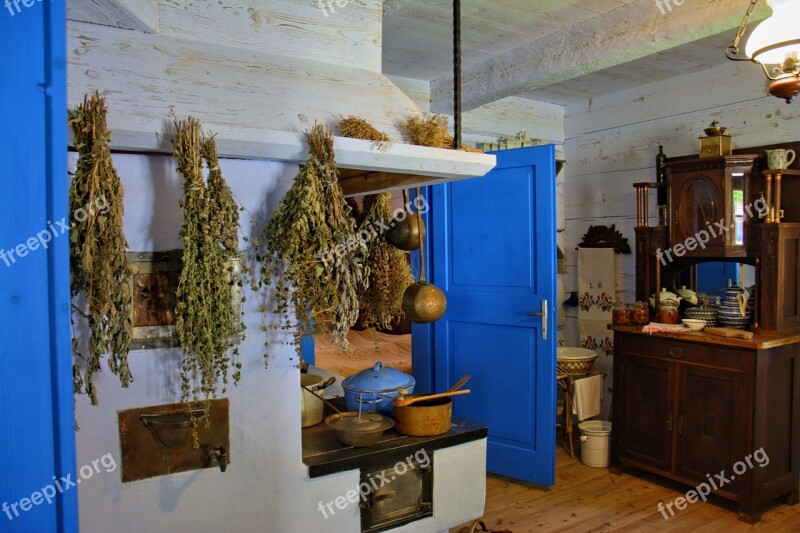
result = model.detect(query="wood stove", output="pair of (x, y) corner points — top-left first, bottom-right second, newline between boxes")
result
(360, 453), (433, 533)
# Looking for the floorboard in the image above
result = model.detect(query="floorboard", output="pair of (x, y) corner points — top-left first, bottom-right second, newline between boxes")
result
(451, 446), (800, 532)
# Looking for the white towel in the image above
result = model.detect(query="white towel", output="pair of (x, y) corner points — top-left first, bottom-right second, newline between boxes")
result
(578, 248), (616, 355)
(572, 374), (603, 421)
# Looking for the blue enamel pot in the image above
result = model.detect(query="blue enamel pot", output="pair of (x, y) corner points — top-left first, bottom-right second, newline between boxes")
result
(341, 362), (415, 415)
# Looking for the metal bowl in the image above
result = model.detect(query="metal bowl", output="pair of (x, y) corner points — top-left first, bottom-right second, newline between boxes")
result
(704, 126), (727, 136)
(325, 412), (394, 447)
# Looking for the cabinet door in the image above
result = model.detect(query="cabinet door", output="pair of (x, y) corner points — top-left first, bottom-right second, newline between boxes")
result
(620, 354), (674, 471)
(670, 170), (724, 256)
(675, 365), (743, 490)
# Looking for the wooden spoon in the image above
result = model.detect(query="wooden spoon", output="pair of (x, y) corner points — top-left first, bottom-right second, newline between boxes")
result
(394, 389), (471, 407)
(447, 374), (471, 393)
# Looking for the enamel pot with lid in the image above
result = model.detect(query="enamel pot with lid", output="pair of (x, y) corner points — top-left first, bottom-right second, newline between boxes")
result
(341, 362), (415, 415)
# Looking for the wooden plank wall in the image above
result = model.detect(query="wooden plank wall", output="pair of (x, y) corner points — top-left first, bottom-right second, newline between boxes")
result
(560, 60), (800, 347)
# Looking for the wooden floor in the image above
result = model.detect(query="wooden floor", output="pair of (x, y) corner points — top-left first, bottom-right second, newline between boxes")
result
(452, 446), (800, 532)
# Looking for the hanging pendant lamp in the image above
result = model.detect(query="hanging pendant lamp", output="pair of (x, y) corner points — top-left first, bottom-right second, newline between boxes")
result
(726, 0), (800, 103)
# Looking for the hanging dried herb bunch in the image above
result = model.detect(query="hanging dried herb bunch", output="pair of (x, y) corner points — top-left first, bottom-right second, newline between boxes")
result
(68, 91), (133, 405)
(172, 116), (243, 409)
(359, 193), (414, 330)
(262, 124), (367, 362)
(338, 116), (392, 150)
(405, 114), (483, 153)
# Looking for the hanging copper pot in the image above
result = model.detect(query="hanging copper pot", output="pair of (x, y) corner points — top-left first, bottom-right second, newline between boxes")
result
(384, 189), (426, 250)
(385, 213), (426, 250)
(402, 188), (446, 323)
(402, 281), (446, 323)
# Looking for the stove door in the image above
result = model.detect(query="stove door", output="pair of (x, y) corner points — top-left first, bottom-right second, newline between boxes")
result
(361, 456), (432, 532)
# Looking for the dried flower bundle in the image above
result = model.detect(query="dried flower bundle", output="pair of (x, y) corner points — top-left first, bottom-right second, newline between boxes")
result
(262, 124), (368, 361)
(172, 116), (243, 409)
(405, 114), (483, 153)
(68, 91), (133, 405)
(359, 193), (413, 331)
(338, 115), (392, 149)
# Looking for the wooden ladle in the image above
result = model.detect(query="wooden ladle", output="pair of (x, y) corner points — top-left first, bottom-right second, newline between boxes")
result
(393, 389), (471, 407)
(447, 374), (471, 393)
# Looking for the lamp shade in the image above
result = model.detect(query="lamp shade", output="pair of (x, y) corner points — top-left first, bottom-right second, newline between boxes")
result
(745, 0), (800, 65)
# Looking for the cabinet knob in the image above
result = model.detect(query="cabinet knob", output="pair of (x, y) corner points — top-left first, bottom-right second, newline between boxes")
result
(667, 413), (673, 432)
(677, 414), (684, 436)
(669, 347), (684, 359)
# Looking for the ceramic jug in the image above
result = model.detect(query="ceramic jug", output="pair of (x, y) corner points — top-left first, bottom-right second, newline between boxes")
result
(717, 286), (752, 329)
(766, 148), (796, 170)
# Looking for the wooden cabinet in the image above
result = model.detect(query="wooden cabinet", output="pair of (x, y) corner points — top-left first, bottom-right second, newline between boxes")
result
(749, 222), (800, 334)
(635, 152), (800, 336)
(611, 328), (800, 523)
(666, 155), (760, 258)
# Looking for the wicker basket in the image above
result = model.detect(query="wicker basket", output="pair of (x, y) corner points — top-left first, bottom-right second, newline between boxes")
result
(556, 355), (597, 375)
(462, 519), (513, 533)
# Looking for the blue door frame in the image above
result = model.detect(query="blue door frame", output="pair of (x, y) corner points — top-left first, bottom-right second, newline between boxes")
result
(1, 2), (78, 531)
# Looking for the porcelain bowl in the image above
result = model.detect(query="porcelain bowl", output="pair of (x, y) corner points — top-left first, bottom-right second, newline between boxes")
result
(682, 319), (706, 331)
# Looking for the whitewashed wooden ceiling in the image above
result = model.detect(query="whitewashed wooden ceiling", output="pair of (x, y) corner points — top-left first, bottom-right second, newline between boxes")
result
(381, 0), (769, 107)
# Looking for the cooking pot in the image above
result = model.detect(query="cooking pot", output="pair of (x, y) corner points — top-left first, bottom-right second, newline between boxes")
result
(393, 376), (470, 436)
(341, 362), (415, 415)
(394, 396), (453, 436)
(300, 374), (335, 428)
(384, 213), (425, 251)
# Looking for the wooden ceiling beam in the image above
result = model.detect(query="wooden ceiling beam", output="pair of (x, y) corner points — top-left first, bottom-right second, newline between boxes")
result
(67, 0), (159, 34)
(430, 0), (769, 113)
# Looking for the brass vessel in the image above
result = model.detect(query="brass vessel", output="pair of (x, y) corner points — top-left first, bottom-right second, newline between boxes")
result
(385, 213), (425, 251)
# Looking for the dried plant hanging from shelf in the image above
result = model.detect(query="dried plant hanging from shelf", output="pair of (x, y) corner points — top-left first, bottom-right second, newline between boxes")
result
(359, 193), (414, 331)
(261, 124), (367, 364)
(405, 114), (483, 153)
(68, 91), (133, 405)
(172, 116), (243, 416)
(337, 115), (392, 150)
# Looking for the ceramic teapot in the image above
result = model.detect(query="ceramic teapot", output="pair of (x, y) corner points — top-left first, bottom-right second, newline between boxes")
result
(717, 286), (752, 329)
(649, 288), (682, 310)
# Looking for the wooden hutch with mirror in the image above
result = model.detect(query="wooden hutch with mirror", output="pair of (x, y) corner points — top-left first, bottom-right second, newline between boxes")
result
(610, 143), (800, 524)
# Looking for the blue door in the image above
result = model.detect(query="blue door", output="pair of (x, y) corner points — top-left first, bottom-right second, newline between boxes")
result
(423, 146), (557, 485)
(1, 2), (78, 531)
(696, 261), (739, 294)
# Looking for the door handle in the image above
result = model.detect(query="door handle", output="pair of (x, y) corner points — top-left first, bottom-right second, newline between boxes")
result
(528, 299), (548, 341)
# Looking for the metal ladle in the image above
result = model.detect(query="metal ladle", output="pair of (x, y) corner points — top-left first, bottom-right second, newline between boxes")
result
(401, 188), (447, 323)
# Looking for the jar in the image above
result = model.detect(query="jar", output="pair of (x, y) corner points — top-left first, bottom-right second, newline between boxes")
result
(631, 301), (650, 325)
(612, 302), (632, 325)
(657, 299), (680, 324)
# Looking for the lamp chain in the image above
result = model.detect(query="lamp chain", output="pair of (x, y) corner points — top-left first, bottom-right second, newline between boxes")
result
(730, 0), (760, 53)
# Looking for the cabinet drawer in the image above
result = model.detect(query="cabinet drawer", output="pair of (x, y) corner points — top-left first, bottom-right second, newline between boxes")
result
(618, 335), (748, 371)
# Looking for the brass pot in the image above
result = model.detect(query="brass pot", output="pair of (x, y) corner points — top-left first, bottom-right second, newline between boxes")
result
(394, 397), (453, 436)
(385, 213), (425, 251)
(402, 281), (446, 323)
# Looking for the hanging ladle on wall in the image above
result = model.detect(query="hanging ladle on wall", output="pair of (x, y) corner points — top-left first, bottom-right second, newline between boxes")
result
(384, 189), (426, 251)
(402, 188), (447, 323)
